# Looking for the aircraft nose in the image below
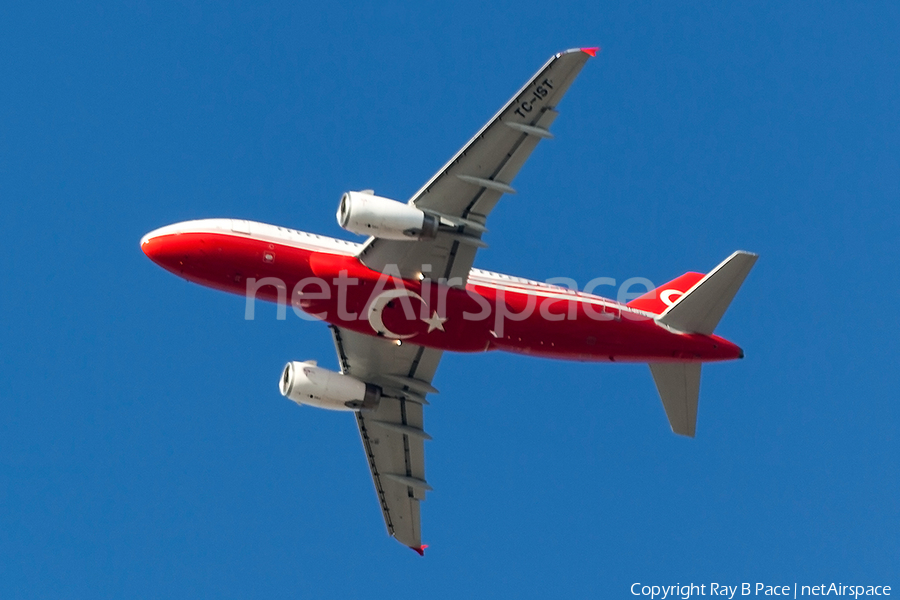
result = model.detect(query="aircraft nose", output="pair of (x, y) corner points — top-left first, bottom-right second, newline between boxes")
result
(141, 230), (170, 264)
(140, 224), (189, 272)
(140, 233), (158, 259)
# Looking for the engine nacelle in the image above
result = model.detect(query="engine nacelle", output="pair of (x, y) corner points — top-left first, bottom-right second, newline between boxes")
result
(279, 361), (381, 412)
(337, 191), (438, 241)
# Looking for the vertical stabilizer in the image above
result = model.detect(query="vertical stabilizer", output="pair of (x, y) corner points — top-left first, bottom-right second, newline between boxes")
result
(649, 363), (702, 437)
(647, 251), (756, 437)
(626, 271), (705, 315)
(657, 251), (758, 335)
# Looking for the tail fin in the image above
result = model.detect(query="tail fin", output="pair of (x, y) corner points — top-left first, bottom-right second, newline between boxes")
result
(649, 251), (758, 437)
(627, 272), (706, 315)
(649, 363), (702, 437)
(657, 251), (758, 335)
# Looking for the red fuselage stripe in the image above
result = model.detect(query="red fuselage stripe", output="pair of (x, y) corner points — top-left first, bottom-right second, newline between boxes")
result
(142, 227), (741, 362)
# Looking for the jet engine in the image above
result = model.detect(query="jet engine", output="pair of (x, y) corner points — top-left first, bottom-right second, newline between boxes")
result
(279, 360), (381, 412)
(337, 191), (438, 241)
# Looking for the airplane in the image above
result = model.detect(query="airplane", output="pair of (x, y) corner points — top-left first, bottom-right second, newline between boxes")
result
(141, 48), (757, 555)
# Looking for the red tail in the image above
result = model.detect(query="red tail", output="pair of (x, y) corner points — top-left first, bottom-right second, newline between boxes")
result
(627, 272), (705, 315)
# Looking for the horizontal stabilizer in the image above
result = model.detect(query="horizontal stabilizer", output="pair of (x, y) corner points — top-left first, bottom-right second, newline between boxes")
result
(649, 363), (702, 437)
(657, 251), (758, 335)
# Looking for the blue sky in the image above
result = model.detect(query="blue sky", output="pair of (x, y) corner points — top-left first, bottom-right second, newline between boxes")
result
(1, 1), (898, 597)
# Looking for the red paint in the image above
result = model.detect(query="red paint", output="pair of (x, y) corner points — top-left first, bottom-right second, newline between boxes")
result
(581, 47), (599, 57)
(141, 229), (743, 363)
(410, 544), (427, 556)
(626, 272), (705, 315)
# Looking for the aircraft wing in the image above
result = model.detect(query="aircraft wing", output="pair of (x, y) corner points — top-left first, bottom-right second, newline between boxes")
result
(356, 48), (596, 284)
(329, 325), (442, 552)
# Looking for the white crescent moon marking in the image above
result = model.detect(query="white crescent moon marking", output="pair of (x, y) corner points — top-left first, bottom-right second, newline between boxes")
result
(660, 289), (683, 307)
(367, 288), (426, 339)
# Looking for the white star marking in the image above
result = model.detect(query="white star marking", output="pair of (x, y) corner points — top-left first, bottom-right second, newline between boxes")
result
(422, 310), (448, 333)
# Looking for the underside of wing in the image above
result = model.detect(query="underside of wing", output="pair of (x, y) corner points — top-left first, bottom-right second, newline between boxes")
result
(330, 325), (442, 551)
(357, 48), (596, 283)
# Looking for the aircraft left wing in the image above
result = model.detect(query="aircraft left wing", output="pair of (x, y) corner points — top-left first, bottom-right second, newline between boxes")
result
(329, 325), (442, 552)
(357, 48), (596, 284)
